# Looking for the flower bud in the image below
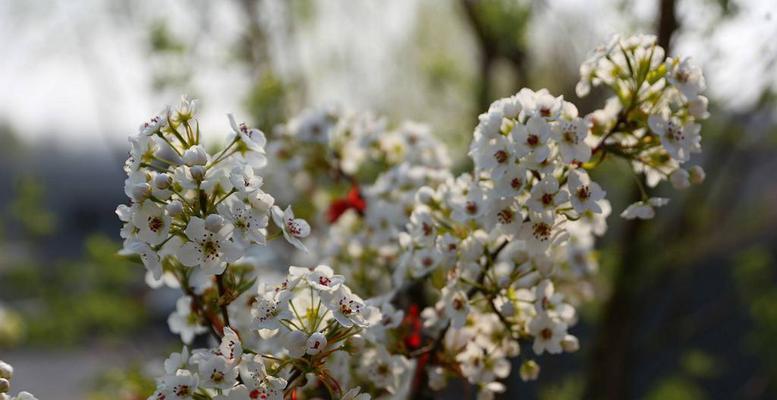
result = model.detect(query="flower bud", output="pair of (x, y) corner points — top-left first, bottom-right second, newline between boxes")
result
(499, 299), (515, 317)
(305, 332), (327, 355)
(347, 334), (366, 351)
(689, 165), (705, 185)
(670, 169), (690, 190)
(183, 145), (208, 166)
(154, 173), (171, 189)
(415, 186), (435, 205)
(130, 183), (151, 202)
(561, 334), (580, 352)
(519, 360), (540, 381)
(205, 214), (224, 232)
(428, 367), (447, 391)
(688, 95), (709, 119)
(0, 378), (8, 394)
(0, 393), (9, 400)
(492, 261), (514, 288)
(0, 361), (11, 380)
(167, 200), (184, 217)
(190, 166), (206, 182)
(249, 192), (275, 214)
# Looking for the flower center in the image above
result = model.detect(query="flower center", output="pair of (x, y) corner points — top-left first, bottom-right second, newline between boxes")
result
(527, 134), (539, 146)
(148, 217), (163, 233)
(465, 201), (478, 215)
(511, 177), (522, 190)
(576, 186), (591, 200)
(541, 193), (554, 206)
(541, 328), (553, 340)
(497, 209), (513, 224)
(319, 276), (332, 286)
(532, 223), (552, 241)
(493, 150), (508, 164)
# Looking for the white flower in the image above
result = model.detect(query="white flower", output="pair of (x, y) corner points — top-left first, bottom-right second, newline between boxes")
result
(196, 354), (238, 390)
(123, 240), (162, 280)
(567, 169), (606, 214)
(620, 197), (669, 220)
(666, 57), (706, 100)
(164, 347), (190, 374)
(553, 118), (591, 163)
(306, 331), (327, 355)
(528, 314), (567, 355)
(229, 165), (263, 194)
(238, 354), (267, 389)
(511, 116), (551, 163)
(485, 196), (523, 235)
(328, 285), (369, 328)
(218, 327), (243, 364)
(131, 202), (171, 246)
(648, 114), (701, 162)
(441, 286), (469, 329)
(306, 265), (345, 292)
(251, 289), (292, 330)
(527, 176), (569, 214)
(217, 200), (267, 247)
(473, 135), (514, 179)
(493, 164), (528, 198)
(271, 206), (310, 252)
(178, 216), (242, 275)
(341, 387), (371, 400)
(450, 181), (486, 223)
(167, 296), (207, 344)
(161, 369), (199, 400)
(688, 95), (710, 119)
(228, 114), (267, 168)
(361, 348), (407, 394)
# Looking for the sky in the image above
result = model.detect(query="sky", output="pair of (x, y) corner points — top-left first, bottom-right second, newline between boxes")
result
(0, 0), (774, 153)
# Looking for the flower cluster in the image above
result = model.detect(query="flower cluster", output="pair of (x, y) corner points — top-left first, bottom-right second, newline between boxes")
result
(0, 361), (37, 400)
(576, 34), (708, 218)
(150, 265), (380, 399)
(112, 33), (708, 400)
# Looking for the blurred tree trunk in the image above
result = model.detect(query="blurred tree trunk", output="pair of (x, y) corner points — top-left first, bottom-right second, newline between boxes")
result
(459, 0), (528, 113)
(582, 1), (677, 399)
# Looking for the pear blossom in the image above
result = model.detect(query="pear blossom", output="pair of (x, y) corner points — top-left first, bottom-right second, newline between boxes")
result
(178, 216), (242, 274)
(620, 197), (669, 220)
(567, 169), (606, 214)
(168, 296), (207, 344)
(528, 314), (567, 355)
(271, 205), (310, 251)
(510, 116), (552, 163)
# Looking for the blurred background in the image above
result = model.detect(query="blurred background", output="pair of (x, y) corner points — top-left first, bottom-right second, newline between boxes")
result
(1, 0), (776, 399)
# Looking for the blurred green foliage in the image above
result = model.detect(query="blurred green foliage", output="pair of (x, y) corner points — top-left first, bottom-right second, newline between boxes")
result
(8, 177), (57, 237)
(3, 235), (148, 346)
(734, 246), (777, 387)
(87, 364), (156, 400)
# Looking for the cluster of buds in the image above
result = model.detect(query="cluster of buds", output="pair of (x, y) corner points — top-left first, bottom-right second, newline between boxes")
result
(0, 361), (36, 400)
(104, 33), (708, 400)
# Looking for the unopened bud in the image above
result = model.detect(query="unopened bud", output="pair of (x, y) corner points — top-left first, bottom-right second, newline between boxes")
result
(0, 361), (11, 380)
(415, 186), (435, 205)
(183, 145), (208, 166)
(519, 360), (540, 381)
(670, 169), (690, 190)
(205, 214), (224, 232)
(154, 173), (171, 189)
(130, 183), (151, 202)
(561, 334), (580, 352)
(689, 165), (705, 185)
(0, 378), (9, 394)
(167, 200), (184, 217)
(190, 166), (206, 182)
